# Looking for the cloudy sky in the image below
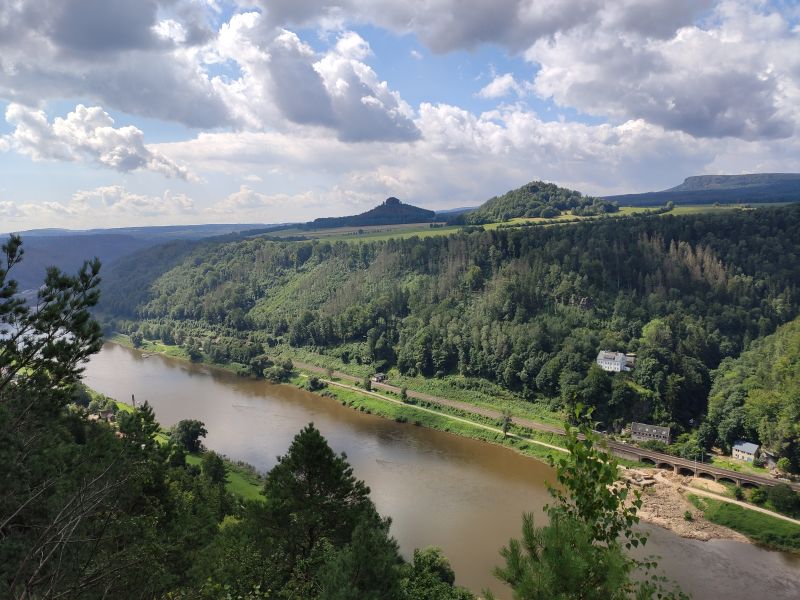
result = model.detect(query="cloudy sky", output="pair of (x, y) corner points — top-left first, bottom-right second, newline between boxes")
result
(1, 0), (800, 229)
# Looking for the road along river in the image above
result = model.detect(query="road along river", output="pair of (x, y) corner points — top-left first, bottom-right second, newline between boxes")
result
(84, 343), (800, 599)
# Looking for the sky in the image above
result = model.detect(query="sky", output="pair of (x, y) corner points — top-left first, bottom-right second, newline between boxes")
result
(1, 0), (800, 230)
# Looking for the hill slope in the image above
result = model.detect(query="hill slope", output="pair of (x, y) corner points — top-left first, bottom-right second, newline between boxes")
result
(306, 197), (435, 229)
(604, 173), (800, 206)
(464, 180), (617, 224)
(706, 316), (800, 469)
(101, 205), (800, 438)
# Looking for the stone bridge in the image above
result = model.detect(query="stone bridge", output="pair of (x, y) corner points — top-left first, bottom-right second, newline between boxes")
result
(607, 441), (800, 491)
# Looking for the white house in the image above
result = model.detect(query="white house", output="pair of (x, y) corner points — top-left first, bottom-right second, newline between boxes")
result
(631, 422), (671, 444)
(732, 441), (759, 463)
(596, 351), (630, 372)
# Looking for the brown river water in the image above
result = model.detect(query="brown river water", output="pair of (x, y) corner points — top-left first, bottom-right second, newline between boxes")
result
(83, 343), (800, 599)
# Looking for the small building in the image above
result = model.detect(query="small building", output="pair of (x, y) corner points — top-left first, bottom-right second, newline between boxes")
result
(631, 422), (671, 444)
(371, 372), (387, 383)
(596, 351), (631, 372)
(732, 441), (759, 463)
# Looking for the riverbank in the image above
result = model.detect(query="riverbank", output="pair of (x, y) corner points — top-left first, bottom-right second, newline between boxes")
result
(623, 468), (800, 551)
(103, 335), (799, 552)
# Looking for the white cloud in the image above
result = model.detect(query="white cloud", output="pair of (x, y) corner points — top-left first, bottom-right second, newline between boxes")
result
(1, 185), (198, 229)
(3, 104), (193, 179)
(526, 1), (800, 139)
(477, 73), (527, 99)
(410, 49), (423, 60)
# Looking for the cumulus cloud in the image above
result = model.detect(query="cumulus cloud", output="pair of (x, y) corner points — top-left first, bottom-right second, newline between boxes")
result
(527, 1), (800, 139)
(477, 73), (527, 99)
(257, 0), (709, 52)
(2, 104), (193, 179)
(210, 17), (419, 141)
(0, 185), (197, 228)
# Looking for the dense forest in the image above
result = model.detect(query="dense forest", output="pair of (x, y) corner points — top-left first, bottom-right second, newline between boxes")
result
(704, 315), (800, 469)
(99, 206), (800, 467)
(1, 235), (685, 599)
(464, 180), (618, 223)
(306, 197), (436, 229)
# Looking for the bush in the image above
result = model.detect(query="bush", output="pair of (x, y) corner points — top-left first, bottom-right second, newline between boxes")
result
(768, 484), (800, 516)
(750, 488), (767, 505)
(683, 511), (693, 521)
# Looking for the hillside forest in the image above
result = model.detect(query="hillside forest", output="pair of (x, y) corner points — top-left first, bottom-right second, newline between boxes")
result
(0, 234), (682, 599)
(99, 205), (800, 471)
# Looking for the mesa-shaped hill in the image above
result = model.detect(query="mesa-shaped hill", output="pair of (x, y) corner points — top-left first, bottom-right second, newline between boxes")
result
(464, 180), (617, 224)
(305, 197), (436, 229)
(604, 173), (800, 206)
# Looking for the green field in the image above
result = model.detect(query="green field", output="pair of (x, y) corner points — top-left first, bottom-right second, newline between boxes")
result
(687, 494), (800, 552)
(254, 204), (758, 245)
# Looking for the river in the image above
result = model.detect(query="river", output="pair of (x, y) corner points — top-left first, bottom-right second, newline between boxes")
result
(83, 343), (800, 599)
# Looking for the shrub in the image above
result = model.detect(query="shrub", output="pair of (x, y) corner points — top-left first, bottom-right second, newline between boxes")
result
(750, 488), (767, 505)
(683, 511), (693, 521)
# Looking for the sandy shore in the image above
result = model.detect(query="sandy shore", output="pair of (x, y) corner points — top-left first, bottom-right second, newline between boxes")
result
(622, 467), (749, 543)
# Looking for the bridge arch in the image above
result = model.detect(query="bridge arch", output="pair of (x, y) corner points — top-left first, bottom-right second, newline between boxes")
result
(640, 457), (656, 466)
(740, 481), (760, 489)
(697, 471), (715, 480)
(717, 476), (738, 486)
(677, 467), (695, 477)
(657, 462), (675, 471)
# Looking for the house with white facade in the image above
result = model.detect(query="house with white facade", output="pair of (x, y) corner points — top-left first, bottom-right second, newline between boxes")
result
(732, 441), (759, 463)
(596, 351), (631, 372)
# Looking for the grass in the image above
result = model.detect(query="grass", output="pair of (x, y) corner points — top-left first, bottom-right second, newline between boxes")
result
(109, 333), (190, 360)
(273, 344), (565, 426)
(185, 453), (265, 502)
(687, 494), (800, 552)
(708, 455), (770, 476)
(251, 204), (755, 246)
(298, 375), (566, 464)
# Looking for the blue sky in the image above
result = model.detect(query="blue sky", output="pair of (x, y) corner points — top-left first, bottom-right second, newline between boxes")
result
(1, 0), (799, 229)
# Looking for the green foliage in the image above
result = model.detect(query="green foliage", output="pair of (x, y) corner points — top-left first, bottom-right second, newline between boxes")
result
(707, 314), (800, 468)
(1, 236), (473, 600)
(465, 180), (617, 224)
(688, 494), (800, 552)
(306, 197), (436, 229)
(171, 419), (208, 453)
(99, 206), (800, 437)
(202, 451), (228, 485)
(491, 409), (685, 600)
(767, 484), (800, 517)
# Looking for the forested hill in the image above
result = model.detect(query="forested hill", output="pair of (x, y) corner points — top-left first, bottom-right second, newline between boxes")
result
(604, 173), (800, 206)
(305, 197), (435, 229)
(100, 205), (800, 467)
(464, 180), (618, 224)
(705, 315), (800, 466)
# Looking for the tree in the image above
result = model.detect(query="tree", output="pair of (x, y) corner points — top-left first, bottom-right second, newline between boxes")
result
(767, 484), (799, 516)
(490, 408), (686, 599)
(501, 409), (513, 437)
(777, 457), (792, 473)
(202, 451), (228, 485)
(404, 547), (474, 600)
(256, 424), (381, 572)
(363, 376), (372, 391)
(171, 419), (208, 453)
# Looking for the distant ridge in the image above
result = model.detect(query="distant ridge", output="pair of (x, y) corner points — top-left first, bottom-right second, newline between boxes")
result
(305, 197), (436, 229)
(604, 173), (800, 206)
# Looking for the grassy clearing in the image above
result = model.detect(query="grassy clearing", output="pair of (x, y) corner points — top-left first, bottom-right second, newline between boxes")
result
(273, 344), (564, 426)
(109, 333), (190, 360)
(708, 455), (769, 476)
(687, 494), (800, 552)
(302, 377), (566, 464)
(185, 453), (265, 502)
